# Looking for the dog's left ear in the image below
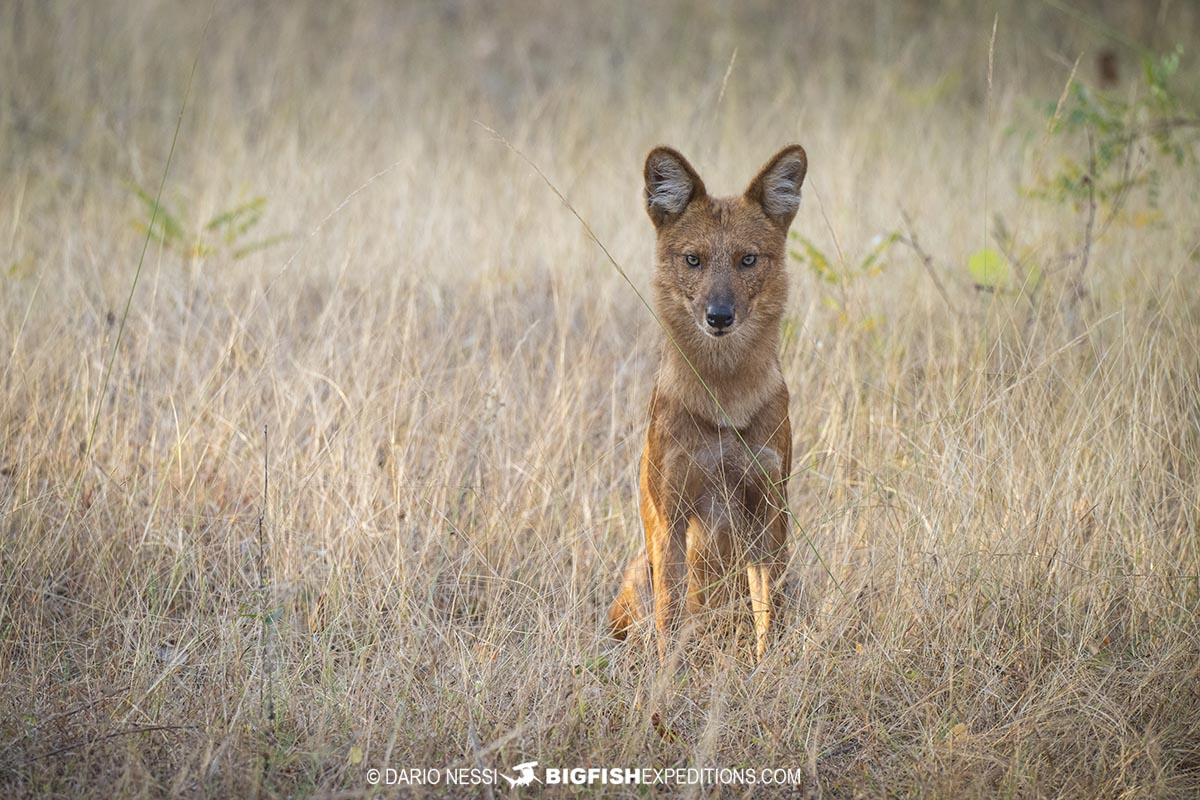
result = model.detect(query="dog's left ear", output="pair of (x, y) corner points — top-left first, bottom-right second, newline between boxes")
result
(743, 144), (807, 230)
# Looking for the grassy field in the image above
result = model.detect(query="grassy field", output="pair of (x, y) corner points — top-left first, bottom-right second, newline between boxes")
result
(3, 1), (1200, 796)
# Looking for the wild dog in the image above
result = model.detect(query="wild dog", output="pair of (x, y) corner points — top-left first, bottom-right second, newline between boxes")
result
(608, 144), (806, 662)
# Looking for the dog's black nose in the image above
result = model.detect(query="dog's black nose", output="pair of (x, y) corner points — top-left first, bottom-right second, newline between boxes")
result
(705, 305), (735, 330)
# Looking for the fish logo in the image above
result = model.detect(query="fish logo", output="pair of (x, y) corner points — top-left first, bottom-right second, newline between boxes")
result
(501, 761), (539, 787)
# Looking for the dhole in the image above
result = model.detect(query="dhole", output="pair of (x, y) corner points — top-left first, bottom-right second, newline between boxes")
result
(608, 144), (806, 662)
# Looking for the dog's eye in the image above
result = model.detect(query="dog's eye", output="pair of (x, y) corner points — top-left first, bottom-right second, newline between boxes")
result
(741, 254), (758, 268)
(684, 254), (701, 268)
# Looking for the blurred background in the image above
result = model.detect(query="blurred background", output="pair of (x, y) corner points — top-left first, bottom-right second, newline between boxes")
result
(5, 0), (1196, 287)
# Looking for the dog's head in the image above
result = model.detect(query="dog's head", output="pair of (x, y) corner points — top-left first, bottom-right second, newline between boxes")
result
(644, 145), (806, 357)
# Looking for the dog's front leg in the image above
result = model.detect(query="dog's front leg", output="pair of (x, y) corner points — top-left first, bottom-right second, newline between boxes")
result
(747, 511), (788, 662)
(746, 559), (773, 662)
(648, 516), (688, 665)
(743, 446), (787, 662)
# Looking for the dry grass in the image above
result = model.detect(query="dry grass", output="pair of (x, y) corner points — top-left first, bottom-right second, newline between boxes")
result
(2, 1), (1200, 797)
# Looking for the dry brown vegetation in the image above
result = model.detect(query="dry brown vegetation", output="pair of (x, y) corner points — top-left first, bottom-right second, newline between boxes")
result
(3, 1), (1200, 797)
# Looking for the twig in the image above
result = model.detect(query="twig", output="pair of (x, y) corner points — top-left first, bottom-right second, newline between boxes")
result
(992, 218), (1041, 307)
(0, 685), (132, 758)
(23, 725), (198, 763)
(258, 423), (275, 776)
(1138, 116), (1200, 135)
(983, 14), (997, 290)
(898, 210), (955, 312)
(716, 48), (737, 109)
(1052, 127), (1139, 271)
(1071, 128), (1098, 301)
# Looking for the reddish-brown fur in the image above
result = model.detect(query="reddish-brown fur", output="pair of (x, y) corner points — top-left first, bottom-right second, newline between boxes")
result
(608, 144), (807, 662)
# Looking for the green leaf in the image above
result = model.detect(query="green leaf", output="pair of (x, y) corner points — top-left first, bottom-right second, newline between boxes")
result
(858, 232), (900, 276)
(967, 248), (1010, 289)
(232, 233), (291, 260)
(133, 187), (186, 243)
(206, 197), (267, 245)
(573, 655), (609, 675)
(205, 196), (266, 231)
(790, 235), (837, 283)
(6, 258), (33, 278)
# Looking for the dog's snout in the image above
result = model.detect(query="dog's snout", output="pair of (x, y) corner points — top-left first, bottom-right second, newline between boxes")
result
(705, 304), (735, 330)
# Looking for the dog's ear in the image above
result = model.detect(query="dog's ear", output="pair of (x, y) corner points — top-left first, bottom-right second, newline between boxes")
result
(743, 144), (807, 230)
(644, 146), (706, 228)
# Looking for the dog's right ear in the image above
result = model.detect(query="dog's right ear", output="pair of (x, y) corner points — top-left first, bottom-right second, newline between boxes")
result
(644, 147), (706, 228)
